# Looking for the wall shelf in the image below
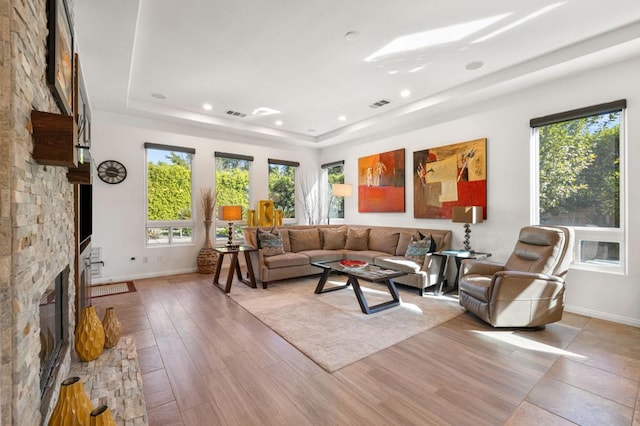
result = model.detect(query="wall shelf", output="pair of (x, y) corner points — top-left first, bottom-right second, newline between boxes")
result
(31, 110), (78, 167)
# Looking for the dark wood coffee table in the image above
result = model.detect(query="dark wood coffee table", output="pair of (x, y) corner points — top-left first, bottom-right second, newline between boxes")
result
(312, 261), (406, 314)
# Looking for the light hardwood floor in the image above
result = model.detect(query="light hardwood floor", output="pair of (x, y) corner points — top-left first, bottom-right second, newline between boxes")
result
(91, 272), (640, 425)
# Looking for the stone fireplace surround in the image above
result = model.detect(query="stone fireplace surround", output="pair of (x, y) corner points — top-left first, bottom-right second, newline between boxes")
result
(0, 0), (91, 423)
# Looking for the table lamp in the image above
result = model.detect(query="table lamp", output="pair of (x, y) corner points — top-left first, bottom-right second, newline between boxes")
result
(452, 206), (483, 252)
(219, 205), (242, 247)
(328, 183), (352, 224)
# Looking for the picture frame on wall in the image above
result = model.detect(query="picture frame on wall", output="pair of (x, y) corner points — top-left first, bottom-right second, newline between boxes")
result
(413, 138), (487, 219)
(357, 148), (405, 213)
(47, 0), (74, 116)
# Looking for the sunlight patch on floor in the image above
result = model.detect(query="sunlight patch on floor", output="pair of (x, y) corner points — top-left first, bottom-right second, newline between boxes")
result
(472, 330), (587, 360)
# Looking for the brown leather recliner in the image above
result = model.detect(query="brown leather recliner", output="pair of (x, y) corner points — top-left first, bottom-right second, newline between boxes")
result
(458, 226), (574, 328)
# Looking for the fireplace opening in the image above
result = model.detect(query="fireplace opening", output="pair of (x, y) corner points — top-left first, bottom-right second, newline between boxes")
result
(39, 266), (70, 399)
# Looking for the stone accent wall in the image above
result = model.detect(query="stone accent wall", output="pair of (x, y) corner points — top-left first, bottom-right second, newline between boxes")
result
(1, 0), (77, 424)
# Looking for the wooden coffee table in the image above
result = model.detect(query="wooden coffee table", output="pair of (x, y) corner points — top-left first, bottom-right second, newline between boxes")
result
(312, 261), (406, 314)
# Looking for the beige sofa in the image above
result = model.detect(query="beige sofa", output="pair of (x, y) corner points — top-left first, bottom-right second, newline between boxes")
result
(243, 225), (452, 295)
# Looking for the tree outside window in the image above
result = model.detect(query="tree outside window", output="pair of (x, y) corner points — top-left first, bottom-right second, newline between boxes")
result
(215, 155), (251, 241)
(146, 145), (194, 245)
(533, 102), (625, 271)
(268, 161), (297, 219)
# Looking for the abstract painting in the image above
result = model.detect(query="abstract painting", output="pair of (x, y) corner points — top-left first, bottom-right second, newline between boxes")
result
(413, 138), (487, 219)
(358, 148), (405, 212)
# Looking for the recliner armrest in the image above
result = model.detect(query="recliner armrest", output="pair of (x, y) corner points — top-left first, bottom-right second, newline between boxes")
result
(492, 271), (564, 301)
(460, 259), (505, 277)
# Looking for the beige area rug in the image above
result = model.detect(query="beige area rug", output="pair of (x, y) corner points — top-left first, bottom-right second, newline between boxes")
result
(228, 276), (465, 372)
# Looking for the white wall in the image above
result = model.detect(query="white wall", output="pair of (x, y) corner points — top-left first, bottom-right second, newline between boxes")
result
(90, 114), (320, 283)
(320, 56), (640, 326)
(92, 56), (639, 326)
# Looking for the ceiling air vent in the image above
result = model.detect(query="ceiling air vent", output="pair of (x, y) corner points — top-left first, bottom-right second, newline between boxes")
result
(226, 110), (247, 118)
(369, 99), (391, 109)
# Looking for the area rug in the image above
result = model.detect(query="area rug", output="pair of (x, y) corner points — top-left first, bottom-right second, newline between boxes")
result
(228, 276), (464, 372)
(90, 281), (136, 298)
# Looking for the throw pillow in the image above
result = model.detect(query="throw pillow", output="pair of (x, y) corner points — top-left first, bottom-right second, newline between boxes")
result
(405, 234), (436, 265)
(320, 227), (347, 250)
(257, 227), (285, 257)
(344, 228), (369, 251)
(289, 228), (322, 252)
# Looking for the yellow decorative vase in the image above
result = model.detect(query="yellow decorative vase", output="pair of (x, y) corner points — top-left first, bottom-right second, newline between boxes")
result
(48, 376), (93, 426)
(75, 306), (105, 362)
(102, 307), (122, 349)
(89, 405), (117, 426)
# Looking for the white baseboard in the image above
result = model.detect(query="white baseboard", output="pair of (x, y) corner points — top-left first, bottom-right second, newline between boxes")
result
(565, 304), (640, 328)
(91, 267), (198, 285)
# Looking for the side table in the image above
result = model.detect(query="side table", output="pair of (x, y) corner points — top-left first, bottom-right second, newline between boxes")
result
(212, 245), (257, 293)
(432, 250), (492, 295)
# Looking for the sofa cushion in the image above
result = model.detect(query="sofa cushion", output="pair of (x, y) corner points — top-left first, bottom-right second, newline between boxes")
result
(405, 234), (436, 264)
(257, 227), (285, 257)
(368, 228), (400, 254)
(374, 256), (422, 274)
(345, 228), (369, 251)
(301, 250), (344, 263)
(279, 228), (292, 252)
(344, 250), (389, 264)
(289, 228), (322, 252)
(263, 252), (310, 269)
(320, 227), (347, 250)
(396, 232), (416, 256)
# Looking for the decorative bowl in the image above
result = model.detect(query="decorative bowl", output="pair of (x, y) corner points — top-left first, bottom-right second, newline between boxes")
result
(339, 260), (368, 270)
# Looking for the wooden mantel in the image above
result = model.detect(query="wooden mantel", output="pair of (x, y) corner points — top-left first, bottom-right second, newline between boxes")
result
(31, 110), (78, 167)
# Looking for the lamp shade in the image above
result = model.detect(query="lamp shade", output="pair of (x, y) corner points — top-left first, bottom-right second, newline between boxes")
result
(331, 183), (352, 197)
(452, 206), (483, 224)
(219, 205), (242, 221)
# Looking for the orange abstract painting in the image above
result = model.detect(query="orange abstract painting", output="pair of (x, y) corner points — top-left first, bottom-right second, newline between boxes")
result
(358, 149), (405, 213)
(413, 139), (487, 219)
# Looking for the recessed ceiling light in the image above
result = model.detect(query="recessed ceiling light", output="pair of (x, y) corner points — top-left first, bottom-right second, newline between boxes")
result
(202, 103), (213, 111)
(275, 120), (283, 126)
(338, 115), (346, 121)
(400, 89), (411, 98)
(344, 31), (359, 41)
(151, 93), (167, 100)
(465, 61), (484, 70)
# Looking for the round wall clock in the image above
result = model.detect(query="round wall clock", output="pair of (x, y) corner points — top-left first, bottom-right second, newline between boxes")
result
(97, 160), (127, 184)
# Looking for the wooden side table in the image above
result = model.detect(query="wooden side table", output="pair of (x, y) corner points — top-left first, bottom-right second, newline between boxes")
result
(212, 245), (257, 293)
(432, 250), (492, 295)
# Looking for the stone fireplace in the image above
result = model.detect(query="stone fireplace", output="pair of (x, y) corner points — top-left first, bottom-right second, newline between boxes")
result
(39, 266), (70, 415)
(0, 0), (79, 424)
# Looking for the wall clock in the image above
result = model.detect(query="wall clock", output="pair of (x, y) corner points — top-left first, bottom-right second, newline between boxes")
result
(97, 160), (127, 184)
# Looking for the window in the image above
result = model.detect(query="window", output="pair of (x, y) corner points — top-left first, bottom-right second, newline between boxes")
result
(145, 143), (195, 245)
(215, 152), (252, 242)
(322, 161), (345, 223)
(268, 159), (299, 220)
(531, 100), (626, 273)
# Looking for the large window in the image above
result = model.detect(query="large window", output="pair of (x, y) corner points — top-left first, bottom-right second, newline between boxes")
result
(268, 159), (299, 220)
(215, 152), (252, 241)
(145, 143), (195, 246)
(323, 161), (345, 223)
(531, 100), (626, 273)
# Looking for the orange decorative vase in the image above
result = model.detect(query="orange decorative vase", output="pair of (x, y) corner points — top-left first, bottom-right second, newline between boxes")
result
(102, 307), (122, 349)
(89, 405), (117, 426)
(75, 306), (105, 362)
(48, 377), (93, 426)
